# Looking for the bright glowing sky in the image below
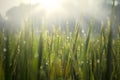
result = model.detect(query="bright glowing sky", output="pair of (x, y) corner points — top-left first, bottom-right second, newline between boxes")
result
(0, 0), (64, 17)
(30, 0), (64, 13)
(0, 0), (119, 18)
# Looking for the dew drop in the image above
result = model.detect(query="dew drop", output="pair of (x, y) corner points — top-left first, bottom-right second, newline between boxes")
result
(46, 62), (48, 65)
(3, 48), (7, 52)
(82, 30), (85, 33)
(23, 41), (26, 44)
(4, 37), (7, 41)
(97, 59), (100, 63)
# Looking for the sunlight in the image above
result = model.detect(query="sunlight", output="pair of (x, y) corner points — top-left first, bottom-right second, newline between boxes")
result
(31, 0), (63, 12)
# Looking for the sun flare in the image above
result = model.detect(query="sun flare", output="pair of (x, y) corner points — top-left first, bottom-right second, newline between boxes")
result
(31, 0), (63, 12)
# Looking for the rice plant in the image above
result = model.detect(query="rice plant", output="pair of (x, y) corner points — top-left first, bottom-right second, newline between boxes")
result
(0, 0), (120, 80)
(0, 18), (120, 80)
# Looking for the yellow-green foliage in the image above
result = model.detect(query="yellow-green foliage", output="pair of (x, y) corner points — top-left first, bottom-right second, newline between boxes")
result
(0, 19), (120, 80)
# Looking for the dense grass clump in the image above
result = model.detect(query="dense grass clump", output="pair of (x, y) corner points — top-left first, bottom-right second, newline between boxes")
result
(0, 18), (120, 80)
